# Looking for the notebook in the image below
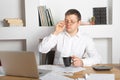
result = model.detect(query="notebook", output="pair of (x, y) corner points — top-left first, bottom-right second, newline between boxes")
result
(0, 51), (41, 78)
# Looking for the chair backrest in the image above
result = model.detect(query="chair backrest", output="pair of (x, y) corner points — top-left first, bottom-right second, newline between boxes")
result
(45, 50), (55, 64)
(40, 50), (55, 65)
(0, 61), (1, 66)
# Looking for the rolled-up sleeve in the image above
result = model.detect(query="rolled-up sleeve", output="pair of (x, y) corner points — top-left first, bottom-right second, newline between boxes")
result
(39, 34), (58, 53)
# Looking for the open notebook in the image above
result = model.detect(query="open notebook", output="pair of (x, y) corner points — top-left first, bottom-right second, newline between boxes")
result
(0, 51), (50, 78)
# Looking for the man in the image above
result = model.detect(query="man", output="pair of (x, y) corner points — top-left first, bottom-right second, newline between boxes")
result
(39, 9), (101, 67)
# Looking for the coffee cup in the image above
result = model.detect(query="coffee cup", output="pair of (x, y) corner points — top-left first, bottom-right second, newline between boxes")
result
(63, 56), (71, 67)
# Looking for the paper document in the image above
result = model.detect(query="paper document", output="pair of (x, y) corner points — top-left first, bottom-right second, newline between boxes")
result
(38, 65), (85, 73)
(86, 74), (115, 80)
(0, 67), (5, 76)
(40, 72), (73, 80)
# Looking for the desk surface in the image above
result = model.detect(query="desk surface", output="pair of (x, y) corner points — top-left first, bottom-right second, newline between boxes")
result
(0, 64), (120, 80)
(69, 64), (120, 80)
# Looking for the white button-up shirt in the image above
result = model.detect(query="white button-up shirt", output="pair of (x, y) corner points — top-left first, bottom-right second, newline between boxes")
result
(39, 29), (101, 66)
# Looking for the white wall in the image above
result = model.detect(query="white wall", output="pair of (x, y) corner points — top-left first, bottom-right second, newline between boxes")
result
(94, 38), (112, 64)
(0, 0), (25, 26)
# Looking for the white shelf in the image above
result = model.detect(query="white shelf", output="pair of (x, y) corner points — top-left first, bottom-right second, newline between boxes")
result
(38, 0), (112, 25)
(0, 27), (26, 39)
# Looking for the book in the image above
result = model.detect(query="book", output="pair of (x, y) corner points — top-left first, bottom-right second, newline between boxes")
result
(38, 6), (48, 26)
(3, 18), (24, 27)
(8, 23), (23, 27)
(47, 8), (54, 26)
(4, 18), (22, 21)
(46, 9), (51, 26)
(38, 6), (54, 26)
(38, 6), (44, 26)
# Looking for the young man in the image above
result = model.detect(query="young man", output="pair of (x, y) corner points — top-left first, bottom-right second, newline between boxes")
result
(39, 9), (101, 67)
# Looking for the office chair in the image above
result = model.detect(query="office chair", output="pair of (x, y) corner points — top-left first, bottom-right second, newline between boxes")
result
(45, 50), (55, 64)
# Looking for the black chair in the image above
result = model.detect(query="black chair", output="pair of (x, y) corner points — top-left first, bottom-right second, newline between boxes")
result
(40, 50), (55, 65)
(0, 61), (1, 66)
(45, 50), (55, 64)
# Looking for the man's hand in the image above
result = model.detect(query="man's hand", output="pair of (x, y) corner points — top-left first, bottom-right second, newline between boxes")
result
(53, 21), (65, 35)
(71, 55), (83, 67)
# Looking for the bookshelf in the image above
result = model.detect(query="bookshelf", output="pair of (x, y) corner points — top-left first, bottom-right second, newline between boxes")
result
(0, 0), (120, 64)
(38, 0), (112, 26)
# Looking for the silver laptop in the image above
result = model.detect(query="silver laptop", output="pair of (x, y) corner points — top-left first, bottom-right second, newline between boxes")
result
(0, 51), (39, 78)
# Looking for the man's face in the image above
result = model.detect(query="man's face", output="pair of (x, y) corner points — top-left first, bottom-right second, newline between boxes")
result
(64, 14), (81, 34)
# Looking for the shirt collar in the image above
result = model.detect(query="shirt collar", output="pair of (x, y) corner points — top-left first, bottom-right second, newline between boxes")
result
(64, 28), (81, 38)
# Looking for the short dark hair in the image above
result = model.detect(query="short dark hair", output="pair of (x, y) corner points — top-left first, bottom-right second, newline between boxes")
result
(65, 9), (81, 21)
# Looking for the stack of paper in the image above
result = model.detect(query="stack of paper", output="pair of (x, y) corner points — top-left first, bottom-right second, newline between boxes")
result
(0, 67), (5, 76)
(40, 72), (73, 80)
(86, 74), (115, 80)
(38, 65), (85, 73)
(39, 65), (85, 78)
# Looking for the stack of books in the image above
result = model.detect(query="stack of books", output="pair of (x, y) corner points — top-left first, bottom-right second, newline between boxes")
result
(38, 6), (54, 26)
(4, 18), (24, 27)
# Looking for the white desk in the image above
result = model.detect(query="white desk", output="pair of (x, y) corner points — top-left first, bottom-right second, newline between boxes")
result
(0, 64), (119, 80)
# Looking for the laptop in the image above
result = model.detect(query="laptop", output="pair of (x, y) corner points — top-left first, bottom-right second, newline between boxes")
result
(0, 51), (40, 78)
